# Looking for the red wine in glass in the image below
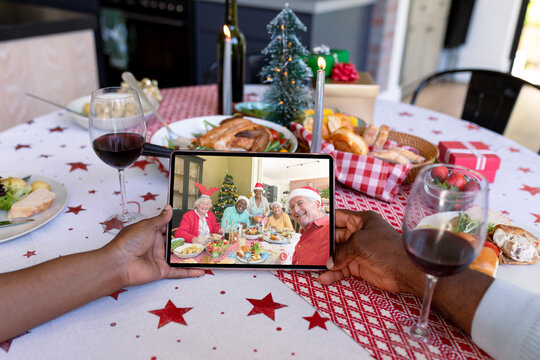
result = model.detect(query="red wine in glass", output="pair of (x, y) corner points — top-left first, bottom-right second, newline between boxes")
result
(92, 133), (145, 169)
(405, 228), (476, 277)
(89, 87), (147, 225)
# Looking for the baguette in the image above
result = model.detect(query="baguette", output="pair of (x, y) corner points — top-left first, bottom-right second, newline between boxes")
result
(369, 149), (410, 164)
(388, 146), (425, 164)
(373, 125), (390, 150)
(7, 188), (55, 218)
(363, 124), (379, 146)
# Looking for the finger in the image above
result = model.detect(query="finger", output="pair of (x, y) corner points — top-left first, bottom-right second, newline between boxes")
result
(335, 209), (351, 229)
(166, 268), (205, 279)
(317, 269), (348, 285)
(329, 240), (360, 271)
(145, 205), (173, 230)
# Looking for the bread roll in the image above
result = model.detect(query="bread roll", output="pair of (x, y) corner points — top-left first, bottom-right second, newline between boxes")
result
(373, 125), (390, 150)
(363, 124), (379, 146)
(303, 117), (331, 140)
(331, 128), (369, 155)
(7, 188), (55, 218)
(491, 224), (539, 264)
(388, 147), (425, 164)
(469, 243), (499, 277)
(327, 113), (354, 133)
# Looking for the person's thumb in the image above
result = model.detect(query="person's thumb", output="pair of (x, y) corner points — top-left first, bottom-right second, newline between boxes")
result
(326, 240), (358, 271)
(146, 205), (173, 229)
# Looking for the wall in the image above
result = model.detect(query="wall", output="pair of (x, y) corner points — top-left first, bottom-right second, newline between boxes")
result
(456, 0), (522, 71)
(227, 157), (253, 197)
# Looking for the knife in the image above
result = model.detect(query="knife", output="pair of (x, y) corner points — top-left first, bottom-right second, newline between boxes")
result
(0, 218), (35, 228)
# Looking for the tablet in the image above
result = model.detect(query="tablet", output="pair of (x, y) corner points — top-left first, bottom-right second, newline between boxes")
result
(166, 151), (334, 270)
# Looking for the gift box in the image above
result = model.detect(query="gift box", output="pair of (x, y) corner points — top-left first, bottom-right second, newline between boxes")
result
(438, 141), (501, 182)
(323, 72), (379, 124)
(305, 49), (349, 77)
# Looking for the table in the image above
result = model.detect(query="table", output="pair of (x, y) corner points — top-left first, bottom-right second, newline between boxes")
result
(0, 84), (539, 359)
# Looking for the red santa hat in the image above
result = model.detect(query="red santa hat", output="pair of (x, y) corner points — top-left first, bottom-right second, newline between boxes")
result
(288, 186), (321, 205)
(253, 183), (265, 193)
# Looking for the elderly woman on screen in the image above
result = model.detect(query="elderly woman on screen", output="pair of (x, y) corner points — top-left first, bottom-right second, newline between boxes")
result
(267, 201), (294, 231)
(248, 182), (270, 224)
(175, 195), (223, 244)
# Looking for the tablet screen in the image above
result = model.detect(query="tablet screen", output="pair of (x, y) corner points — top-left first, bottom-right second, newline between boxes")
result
(166, 151), (334, 270)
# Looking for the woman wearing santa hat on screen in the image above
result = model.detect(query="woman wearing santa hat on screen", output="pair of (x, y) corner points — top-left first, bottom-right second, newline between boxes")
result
(288, 186), (330, 266)
(248, 183), (270, 225)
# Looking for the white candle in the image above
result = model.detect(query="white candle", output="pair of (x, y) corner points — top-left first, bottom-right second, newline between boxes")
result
(311, 56), (326, 153)
(223, 25), (233, 115)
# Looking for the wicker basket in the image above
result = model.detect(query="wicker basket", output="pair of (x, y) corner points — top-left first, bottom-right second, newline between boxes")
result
(387, 130), (439, 183)
(355, 127), (439, 184)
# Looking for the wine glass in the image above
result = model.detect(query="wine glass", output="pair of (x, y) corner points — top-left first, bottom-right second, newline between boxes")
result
(402, 164), (489, 342)
(89, 87), (146, 224)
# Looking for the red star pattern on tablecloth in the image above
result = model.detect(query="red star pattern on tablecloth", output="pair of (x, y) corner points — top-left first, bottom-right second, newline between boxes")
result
(303, 311), (330, 330)
(49, 126), (66, 132)
(113, 191), (121, 196)
(67, 162), (89, 172)
(532, 213), (540, 224)
(520, 185), (540, 196)
(15, 144), (31, 151)
(501, 210), (510, 215)
(109, 289), (128, 300)
(398, 112), (412, 116)
(23, 251), (36, 258)
(149, 299), (193, 328)
(131, 160), (152, 170)
(66, 205), (86, 215)
(466, 123), (480, 130)
(519, 167), (532, 173)
(39, 154), (51, 158)
(100, 216), (126, 232)
(432, 130), (442, 135)
(509, 147), (520, 152)
(88, 190), (96, 194)
(141, 192), (158, 201)
(428, 116), (437, 120)
(246, 293), (287, 321)
(204, 270), (215, 276)
(26, 119), (34, 125)
(0, 332), (28, 353)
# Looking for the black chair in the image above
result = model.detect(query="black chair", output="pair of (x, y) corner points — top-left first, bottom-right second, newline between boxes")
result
(410, 69), (540, 135)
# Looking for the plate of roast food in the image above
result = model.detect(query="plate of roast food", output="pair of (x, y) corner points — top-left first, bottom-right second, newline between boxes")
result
(0, 174), (67, 243)
(243, 227), (263, 240)
(263, 232), (290, 244)
(149, 115), (298, 164)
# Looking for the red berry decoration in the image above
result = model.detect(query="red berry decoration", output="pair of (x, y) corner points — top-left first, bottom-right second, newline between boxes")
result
(447, 173), (466, 190)
(463, 180), (480, 192)
(430, 166), (449, 182)
(331, 62), (360, 82)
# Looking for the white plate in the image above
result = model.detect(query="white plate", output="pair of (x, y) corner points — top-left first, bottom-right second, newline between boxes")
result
(236, 252), (268, 264)
(149, 115), (298, 166)
(0, 174), (68, 243)
(263, 234), (290, 245)
(243, 233), (263, 240)
(172, 243), (204, 258)
(66, 95), (155, 129)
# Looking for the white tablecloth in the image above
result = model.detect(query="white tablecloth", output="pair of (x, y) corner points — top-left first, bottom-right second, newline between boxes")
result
(0, 89), (539, 359)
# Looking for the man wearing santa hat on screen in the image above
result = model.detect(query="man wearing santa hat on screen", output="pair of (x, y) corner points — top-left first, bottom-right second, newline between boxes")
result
(288, 186), (330, 266)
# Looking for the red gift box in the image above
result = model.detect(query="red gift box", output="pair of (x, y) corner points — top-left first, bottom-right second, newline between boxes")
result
(438, 141), (501, 182)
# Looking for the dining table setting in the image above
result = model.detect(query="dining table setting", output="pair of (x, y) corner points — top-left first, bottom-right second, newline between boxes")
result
(1, 78), (539, 360)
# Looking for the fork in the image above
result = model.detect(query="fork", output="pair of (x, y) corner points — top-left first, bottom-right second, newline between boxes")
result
(121, 72), (192, 149)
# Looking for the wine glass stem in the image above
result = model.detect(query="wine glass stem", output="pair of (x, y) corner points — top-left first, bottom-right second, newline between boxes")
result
(117, 169), (130, 221)
(412, 274), (438, 341)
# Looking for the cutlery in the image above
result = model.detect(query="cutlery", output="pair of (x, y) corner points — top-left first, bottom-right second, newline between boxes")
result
(26, 93), (85, 116)
(0, 218), (35, 228)
(121, 72), (192, 149)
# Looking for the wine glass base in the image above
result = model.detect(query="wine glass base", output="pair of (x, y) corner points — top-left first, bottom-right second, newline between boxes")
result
(101, 212), (146, 233)
(408, 325), (432, 343)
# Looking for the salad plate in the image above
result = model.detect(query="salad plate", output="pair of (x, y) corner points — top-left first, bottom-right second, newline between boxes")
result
(0, 174), (68, 243)
(172, 243), (204, 259)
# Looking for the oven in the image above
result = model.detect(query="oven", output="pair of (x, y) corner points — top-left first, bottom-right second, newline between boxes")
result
(100, 0), (193, 88)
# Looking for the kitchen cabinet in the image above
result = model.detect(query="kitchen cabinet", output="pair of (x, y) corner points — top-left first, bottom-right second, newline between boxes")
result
(400, 0), (451, 95)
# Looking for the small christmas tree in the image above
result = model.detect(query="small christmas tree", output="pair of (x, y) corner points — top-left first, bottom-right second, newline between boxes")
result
(212, 173), (239, 222)
(260, 4), (313, 126)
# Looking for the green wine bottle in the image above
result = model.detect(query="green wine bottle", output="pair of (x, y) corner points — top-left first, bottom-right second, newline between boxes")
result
(217, 0), (246, 114)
